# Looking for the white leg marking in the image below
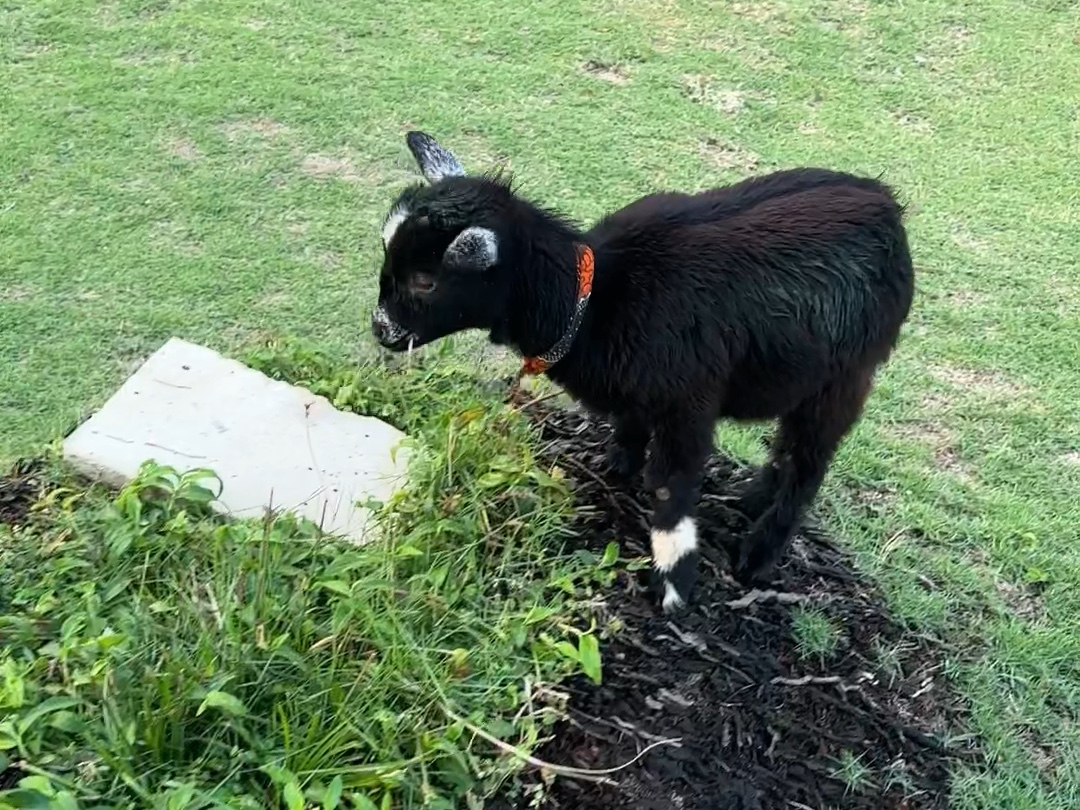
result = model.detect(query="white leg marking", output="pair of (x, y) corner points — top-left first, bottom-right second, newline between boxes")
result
(662, 581), (685, 612)
(381, 204), (410, 248)
(650, 517), (698, 572)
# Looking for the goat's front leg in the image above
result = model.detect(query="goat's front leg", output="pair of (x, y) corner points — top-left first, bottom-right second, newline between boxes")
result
(645, 414), (713, 613)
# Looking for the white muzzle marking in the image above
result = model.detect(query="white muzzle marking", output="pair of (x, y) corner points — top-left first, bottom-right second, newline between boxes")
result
(372, 304), (409, 344)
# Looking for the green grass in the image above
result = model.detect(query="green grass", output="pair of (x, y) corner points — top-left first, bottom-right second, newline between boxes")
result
(791, 606), (841, 665)
(1, 0), (1078, 807)
(832, 749), (874, 796)
(1, 346), (622, 808)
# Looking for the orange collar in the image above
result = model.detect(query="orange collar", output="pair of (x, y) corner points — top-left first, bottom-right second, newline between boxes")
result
(518, 243), (594, 378)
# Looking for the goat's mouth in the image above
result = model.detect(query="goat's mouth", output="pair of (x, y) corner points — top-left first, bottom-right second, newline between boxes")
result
(379, 330), (428, 353)
(371, 306), (428, 353)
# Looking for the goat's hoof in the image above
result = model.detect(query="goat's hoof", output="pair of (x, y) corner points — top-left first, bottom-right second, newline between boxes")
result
(732, 537), (779, 587)
(650, 556), (699, 615)
(605, 442), (644, 481)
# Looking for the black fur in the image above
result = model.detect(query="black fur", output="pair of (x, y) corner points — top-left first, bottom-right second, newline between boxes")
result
(372, 132), (915, 613)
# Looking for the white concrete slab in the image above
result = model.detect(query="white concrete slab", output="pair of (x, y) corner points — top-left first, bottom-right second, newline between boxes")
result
(63, 338), (410, 543)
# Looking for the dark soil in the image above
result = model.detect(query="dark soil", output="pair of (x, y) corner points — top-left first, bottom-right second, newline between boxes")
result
(1, 459), (46, 791)
(495, 401), (977, 810)
(0, 458), (45, 526)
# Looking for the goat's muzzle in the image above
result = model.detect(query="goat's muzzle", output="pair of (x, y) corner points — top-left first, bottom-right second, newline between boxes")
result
(371, 305), (417, 351)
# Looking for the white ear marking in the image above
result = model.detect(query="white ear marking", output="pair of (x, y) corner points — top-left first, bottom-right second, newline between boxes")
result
(407, 131), (466, 183)
(444, 226), (498, 270)
(382, 204), (410, 248)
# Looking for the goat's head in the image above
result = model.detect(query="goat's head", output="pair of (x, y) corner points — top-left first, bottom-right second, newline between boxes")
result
(371, 131), (513, 353)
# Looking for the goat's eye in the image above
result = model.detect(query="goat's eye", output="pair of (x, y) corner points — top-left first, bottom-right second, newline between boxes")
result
(408, 273), (437, 295)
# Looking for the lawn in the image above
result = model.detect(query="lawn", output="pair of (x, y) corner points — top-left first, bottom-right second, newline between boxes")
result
(2, 0), (1079, 807)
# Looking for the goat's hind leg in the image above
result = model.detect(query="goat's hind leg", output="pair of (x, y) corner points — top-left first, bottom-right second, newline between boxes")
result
(733, 371), (873, 584)
(605, 411), (650, 480)
(731, 439), (785, 522)
(645, 413), (714, 613)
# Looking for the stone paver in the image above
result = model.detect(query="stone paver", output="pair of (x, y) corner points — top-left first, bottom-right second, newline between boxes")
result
(63, 338), (409, 542)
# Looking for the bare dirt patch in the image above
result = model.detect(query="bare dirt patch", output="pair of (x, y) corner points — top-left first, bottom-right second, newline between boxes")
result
(891, 111), (935, 136)
(946, 24), (975, 46)
(290, 247), (344, 269)
(1061, 451), (1080, 467)
(994, 579), (1045, 624)
(219, 118), (290, 142)
(938, 289), (989, 308)
(299, 148), (417, 187)
(815, 0), (869, 36)
(299, 154), (371, 183)
(730, 1), (790, 26)
(849, 483), (900, 519)
(949, 223), (990, 251)
(931, 445), (974, 483)
(964, 550), (1046, 625)
(682, 75), (767, 115)
(1, 284), (36, 303)
(491, 403), (975, 809)
(1022, 729), (1059, 785)
(698, 138), (760, 174)
(919, 391), (954, 413)
(0, 459), (46, 527)
(314, 250), (343, 269)
(928, 364), (1028, 401)
(891, 421), (973, 482)
(165, 137), (201, 161)
(151, 220), (203, 256)
(581, 60), (630, 85)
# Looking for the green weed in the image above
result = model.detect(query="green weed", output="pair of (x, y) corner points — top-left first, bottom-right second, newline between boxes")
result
(0, 349), (610, 809)
(790, 606), (841, 665)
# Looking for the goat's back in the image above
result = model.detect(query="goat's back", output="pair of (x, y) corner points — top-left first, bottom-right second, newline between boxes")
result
(578, 168), (914, 417)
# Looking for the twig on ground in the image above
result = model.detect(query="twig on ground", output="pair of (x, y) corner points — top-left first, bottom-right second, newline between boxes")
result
(611, 715), (684, 744)
(559, 453), (624, 516)
(765, 726), (781, 760)
(664, 621), (708, 652)
(771, 675), (842, 687)
(442, 705), (682, 784)
(510, 387), (567, 413)
(726, 589), (809, 609)
(910, 678), (935, 700)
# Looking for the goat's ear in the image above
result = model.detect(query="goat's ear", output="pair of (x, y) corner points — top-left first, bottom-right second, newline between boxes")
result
(406, 131), (465, 184)
(443, 226), (498, 271)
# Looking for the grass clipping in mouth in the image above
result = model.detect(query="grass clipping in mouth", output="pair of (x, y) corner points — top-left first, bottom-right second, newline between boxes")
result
(0, 339), (614, 810)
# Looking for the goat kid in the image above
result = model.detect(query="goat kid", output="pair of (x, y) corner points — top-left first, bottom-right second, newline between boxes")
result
(371, 131), (914, 614)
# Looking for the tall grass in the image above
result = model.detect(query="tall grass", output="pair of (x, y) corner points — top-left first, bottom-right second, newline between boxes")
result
(0, 341), (614, 810)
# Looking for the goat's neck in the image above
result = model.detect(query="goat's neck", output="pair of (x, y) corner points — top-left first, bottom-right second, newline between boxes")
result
(495, 235), (582, 360)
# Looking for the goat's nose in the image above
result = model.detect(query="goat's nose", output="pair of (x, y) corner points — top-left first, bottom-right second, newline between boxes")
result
(370, 309), (388, 343)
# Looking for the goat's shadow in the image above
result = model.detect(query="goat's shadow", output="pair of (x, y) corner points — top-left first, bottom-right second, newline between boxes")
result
(490, 398), (976, 810)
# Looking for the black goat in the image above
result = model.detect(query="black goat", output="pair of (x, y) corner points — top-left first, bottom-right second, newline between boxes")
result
(371, 131), (914, 613)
